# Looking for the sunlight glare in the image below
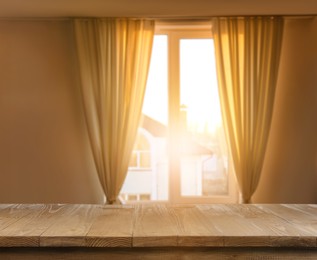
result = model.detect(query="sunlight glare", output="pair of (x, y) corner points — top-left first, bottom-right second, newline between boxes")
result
(143, 36), (222, 135)
(180, 39), (222, 134)
(142, 35), (168, 125)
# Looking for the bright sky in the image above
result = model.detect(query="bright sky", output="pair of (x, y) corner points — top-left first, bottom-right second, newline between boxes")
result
(180, 39), (222, 133)
(142, 35), (222, 134)
(142, 35), (168, 125)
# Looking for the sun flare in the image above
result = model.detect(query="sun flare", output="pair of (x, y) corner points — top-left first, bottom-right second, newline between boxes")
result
(142, 36), (222, 135)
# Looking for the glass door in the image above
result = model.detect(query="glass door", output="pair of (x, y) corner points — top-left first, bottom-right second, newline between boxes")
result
(168, 30), (237, 203)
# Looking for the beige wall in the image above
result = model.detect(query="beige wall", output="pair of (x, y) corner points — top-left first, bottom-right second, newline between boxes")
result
(0, 21), (104, 203)
(253, 18), (317, 203)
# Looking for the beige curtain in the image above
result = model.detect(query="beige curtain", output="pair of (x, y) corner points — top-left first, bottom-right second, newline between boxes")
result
(73, 18), (154, 204)
(213, 17), (283, 203)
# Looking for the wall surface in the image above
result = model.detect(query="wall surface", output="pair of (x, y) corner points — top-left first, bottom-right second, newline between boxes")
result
(253, 18), (317, 203)
(0, 21), (104, 203)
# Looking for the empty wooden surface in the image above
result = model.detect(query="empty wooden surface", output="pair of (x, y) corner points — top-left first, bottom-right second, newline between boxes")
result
(0, 204), (316, 249)
(86, 205), (135, 247)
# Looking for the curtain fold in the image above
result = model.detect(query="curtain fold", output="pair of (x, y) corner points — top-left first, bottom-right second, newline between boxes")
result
(73, 18), (154, 204)
(213, 17), (283, 203)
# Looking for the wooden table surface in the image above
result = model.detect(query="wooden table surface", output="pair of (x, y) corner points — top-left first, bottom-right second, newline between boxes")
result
(0, 204), (316, 248)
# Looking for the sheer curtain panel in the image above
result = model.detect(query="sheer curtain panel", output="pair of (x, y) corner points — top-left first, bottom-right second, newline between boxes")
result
(74, 18), (154, 204)
(213, 17), (283, 203)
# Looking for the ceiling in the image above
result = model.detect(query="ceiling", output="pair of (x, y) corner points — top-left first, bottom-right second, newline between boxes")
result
(0, 0), (316, 18)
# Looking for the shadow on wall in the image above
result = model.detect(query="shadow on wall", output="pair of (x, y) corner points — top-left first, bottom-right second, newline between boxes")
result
(0, 21), (103, 204)
(253, 17), (317, 203)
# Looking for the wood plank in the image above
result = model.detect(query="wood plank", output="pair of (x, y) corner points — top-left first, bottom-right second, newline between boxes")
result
(0, 204), (65, 247)
(0, 203), (316, 251)
(289, 204), (317, 246)
(284, 204), (317, 218)
(0, 204), (41, 232)
(86, 205), (135, 247)
(133, 204), (178, 247)
(168, 205), (223, 247)
(197, 204), (277, 247)
(231, 204), (316, 247)
(40, 204), (97, 247)
(0, 204), (14, 210)
(257, 204), (317, 240)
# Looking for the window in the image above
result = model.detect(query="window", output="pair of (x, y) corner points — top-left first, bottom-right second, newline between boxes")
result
(129, 131), (151, 169)
(120, 22), (238, 203)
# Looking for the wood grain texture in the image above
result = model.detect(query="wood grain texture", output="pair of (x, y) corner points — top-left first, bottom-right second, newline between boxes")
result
(40, 204), (97, 247)
(258, 204), (317, 247)
(0, 203), (316, 252)
(86, 205), (135, 247)
(0, 204), (65, 247)
(289, 204), (317, 217)
(197, 204), (272, 247)
(0, 204), (13, 210)
(0, 204), (39, 232)
(230, 204), (315, 247)
(133, 205), (178, 247)
(253, 204), (317, 247)
(168, 205), (223, 247)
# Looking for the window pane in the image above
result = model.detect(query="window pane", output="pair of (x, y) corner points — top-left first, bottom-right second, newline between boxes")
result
(142, 36), (168, 125)
(120, 35), (169, 202)
(140, 152), (151, 168)
(129, 152), (138, 168)
(180, 39), (229, 197)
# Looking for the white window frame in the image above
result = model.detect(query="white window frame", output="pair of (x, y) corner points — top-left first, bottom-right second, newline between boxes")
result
(128, 129), (152, 171)
(156, 21), (238, 204)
